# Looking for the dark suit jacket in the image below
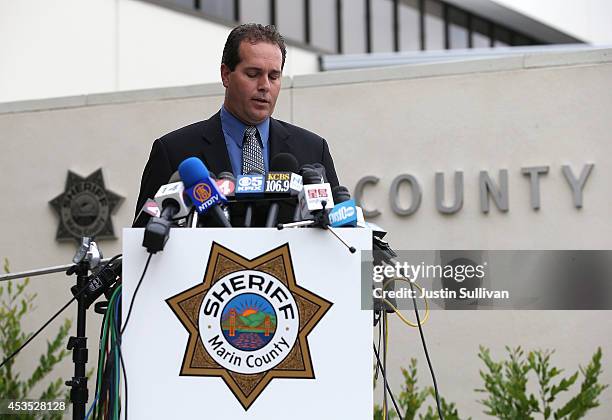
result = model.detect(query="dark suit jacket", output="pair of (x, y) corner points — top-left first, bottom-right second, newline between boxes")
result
(134, 111), (339, 227)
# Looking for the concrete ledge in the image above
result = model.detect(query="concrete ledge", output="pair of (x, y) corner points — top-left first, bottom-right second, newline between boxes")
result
(293, 55), (526, 88)
(524, 48), (612, 68)
(1, 48), (610, 115)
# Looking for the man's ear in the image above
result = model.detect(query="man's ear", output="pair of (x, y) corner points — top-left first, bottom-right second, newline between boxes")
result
(221, 64), (231, 88)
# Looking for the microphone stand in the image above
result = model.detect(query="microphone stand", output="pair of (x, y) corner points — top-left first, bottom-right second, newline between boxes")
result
(276, 201), (356, 254)
(0, 238), (116, 420)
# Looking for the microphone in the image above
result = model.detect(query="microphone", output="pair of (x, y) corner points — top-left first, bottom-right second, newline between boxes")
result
(265, 153), (301, 227)
(235, 172), (265, 227)
(153, 174), (192, 221)
(312, 163), (328, 183)
(178, 157), (232, 228)
(297, 167), (334, 221)
(216, 171), (236, 224)
(216, 171), (237, 198)
(142, 172), (192, 253)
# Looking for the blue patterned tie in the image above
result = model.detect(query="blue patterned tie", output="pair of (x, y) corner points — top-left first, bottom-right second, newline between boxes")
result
(242, 126), (265, 175)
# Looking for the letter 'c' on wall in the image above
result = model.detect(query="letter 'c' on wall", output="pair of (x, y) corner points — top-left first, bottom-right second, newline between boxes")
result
(354, 176), (381, 218)
(389, 174), (422, 216)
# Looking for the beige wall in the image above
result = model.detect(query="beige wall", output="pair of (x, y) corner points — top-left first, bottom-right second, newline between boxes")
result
(1, 48), (611, 417)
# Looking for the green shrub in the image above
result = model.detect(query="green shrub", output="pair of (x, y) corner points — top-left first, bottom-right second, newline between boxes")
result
(0, 258), (72, 420)
(477, 346), (608, 419)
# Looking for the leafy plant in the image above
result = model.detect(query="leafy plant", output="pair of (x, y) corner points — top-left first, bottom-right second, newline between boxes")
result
(477, 346), (608, 419)
(0, 258), (72, 420)
(374, 358), (468, 419)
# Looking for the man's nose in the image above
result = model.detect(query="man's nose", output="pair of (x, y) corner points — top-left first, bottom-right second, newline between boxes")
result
(257, 75), (270, 91)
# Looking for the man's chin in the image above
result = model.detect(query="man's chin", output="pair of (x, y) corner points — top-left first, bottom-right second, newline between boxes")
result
(246, 111), (271, 125)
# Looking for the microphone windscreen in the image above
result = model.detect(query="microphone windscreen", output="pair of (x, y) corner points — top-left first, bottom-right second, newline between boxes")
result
(312, 163), (328, 182)
(332, 185), (351, 203)
(301, 168), (321, 185)
(270, 153), (299, 173)
(178, 157), (210, 188)
(218, 171), (236, 182)
(168, 171), (181, 183)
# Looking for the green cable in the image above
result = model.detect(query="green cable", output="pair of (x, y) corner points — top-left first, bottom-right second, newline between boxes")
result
(95, 285), (122, 420)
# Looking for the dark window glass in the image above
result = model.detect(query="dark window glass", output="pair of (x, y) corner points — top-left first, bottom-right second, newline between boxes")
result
(472, 17), (490, 48)
(311, 0), (336, 52)
(278, 0), (305, 43)
(425, 0), (444, 50)
(512, 34), (533, 46)
(399, 0), (420, 51)
(342, 0), (366, 53)
(494, 26), (510, 47)
(240, 0), (270, 25)
(201, 0), (234, 21)
(448, 7), (468, 49)
(171, 0), (198, 9)
(372, 0), (393, 52)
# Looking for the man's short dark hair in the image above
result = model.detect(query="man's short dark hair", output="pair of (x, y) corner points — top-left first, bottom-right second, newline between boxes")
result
(222, 23), (287, 71)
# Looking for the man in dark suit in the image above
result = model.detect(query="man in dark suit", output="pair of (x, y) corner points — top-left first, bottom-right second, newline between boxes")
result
(134, 23), (338, 227)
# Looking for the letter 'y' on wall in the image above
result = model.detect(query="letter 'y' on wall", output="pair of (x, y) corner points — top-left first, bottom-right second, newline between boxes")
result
(562, 164), (594, 208)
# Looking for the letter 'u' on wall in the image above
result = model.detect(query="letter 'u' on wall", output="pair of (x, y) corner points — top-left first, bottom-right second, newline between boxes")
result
(435, 171), (463, 214)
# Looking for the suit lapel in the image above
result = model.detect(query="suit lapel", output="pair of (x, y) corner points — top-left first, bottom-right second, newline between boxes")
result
(201, 113), (291, 175)
(200, 111), (233, 176)
(269, 117), (291, 159)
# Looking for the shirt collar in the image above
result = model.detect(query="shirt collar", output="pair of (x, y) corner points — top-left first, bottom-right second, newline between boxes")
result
(220, 105), (270, 148)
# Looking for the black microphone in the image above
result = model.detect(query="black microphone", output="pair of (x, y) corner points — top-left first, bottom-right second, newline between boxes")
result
(143, 172), (193, 253)
(312, 163), (328, 183)
(332, 185), (351, 203)
(265, 153), (300, 227)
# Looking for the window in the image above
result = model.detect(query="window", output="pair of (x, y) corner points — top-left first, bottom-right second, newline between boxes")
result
(372, 0), (393, 52)
(399, 0), (420, 51)
(425, 0), (444, 50)
(342, 0), (366, 53)
(240, 0), (270, 25)
(448, 7), (468, 49)
(311, 0), (337, 52)
(494, 26), (510, 47)
(472, 17), (491, 48)
(277, 0), (305, 43)
(201, 0), (234, 21)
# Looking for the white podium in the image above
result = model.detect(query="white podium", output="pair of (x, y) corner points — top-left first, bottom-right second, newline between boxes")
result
(122, 228), (372, 419)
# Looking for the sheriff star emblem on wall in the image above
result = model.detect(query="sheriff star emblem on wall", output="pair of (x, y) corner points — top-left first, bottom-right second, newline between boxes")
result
(49, 169), (123, 242)
(166, 242), (333, 410)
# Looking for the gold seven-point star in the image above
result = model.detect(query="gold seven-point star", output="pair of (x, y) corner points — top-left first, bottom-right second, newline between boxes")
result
(166, 242), (333, 410)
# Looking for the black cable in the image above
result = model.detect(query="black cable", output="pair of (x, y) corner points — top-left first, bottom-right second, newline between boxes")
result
(408, 279), (444, 420)
(113, 290), (128, 420)
(120, 253), (153, 335)
(117, 344), (128, 420)
(0, 254), (122, 369)
(372, 343), (403, 418)
(374, 312), (382, 380)
(0, 294), (76, 369)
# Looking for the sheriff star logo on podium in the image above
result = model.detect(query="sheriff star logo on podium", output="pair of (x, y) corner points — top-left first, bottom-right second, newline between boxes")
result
(166, 242), (333, 410)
